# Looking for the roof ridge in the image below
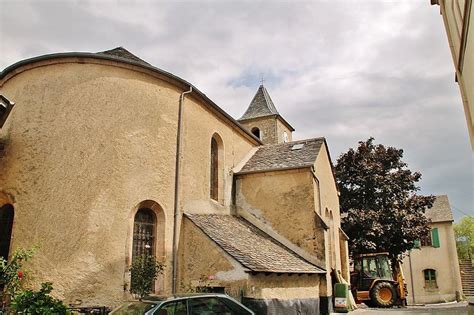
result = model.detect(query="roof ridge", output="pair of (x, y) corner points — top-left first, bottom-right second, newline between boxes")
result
(97, 47), (150, 65)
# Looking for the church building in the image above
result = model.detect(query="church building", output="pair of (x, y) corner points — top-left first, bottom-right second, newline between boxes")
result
(0, 47), (349, 314)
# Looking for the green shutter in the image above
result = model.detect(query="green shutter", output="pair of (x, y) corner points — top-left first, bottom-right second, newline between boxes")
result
(432, 228), (440, 248)
(414, 239), (421, 249)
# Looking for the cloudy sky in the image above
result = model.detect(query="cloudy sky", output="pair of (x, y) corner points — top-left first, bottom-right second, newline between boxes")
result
(1, 0), (472, 220)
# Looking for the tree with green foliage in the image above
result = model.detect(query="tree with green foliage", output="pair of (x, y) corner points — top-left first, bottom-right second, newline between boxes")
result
(454, 216), (474, 260)
(10, 282), (68, 315)
(335, 138), (435, 260)
(130, 255), (164, 300)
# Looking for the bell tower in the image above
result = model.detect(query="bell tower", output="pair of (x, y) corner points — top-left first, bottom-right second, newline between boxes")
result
(238, 85), (294, 145)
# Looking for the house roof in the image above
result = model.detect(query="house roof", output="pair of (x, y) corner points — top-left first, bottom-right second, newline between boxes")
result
(237, 138), (325, 175)
(185, 213), (325, 274)
(238, 85), (295, 131)
(426, 195), (454, 223)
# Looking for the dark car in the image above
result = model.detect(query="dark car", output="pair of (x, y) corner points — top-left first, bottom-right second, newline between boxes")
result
(110, 293), (255, 315)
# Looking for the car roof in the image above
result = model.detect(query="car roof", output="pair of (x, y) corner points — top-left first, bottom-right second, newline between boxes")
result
(143, 293), (232, 302)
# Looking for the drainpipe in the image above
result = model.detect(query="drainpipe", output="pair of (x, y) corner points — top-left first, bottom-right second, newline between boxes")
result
(172, 85), (193, 294)
(408, 251), (415, 304)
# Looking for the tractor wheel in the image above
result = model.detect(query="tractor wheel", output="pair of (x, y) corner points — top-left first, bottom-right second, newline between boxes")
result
(370, 281), (396, 308)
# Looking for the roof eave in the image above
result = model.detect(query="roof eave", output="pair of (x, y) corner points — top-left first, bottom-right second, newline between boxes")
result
(236, 165), (313, 176)
(0, 52), (263, 146)
(238, 114), (295, 132)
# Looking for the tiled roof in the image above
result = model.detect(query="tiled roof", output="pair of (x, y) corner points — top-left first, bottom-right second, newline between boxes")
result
(97, 47), (150, 66)
(238, 138), (325, 174)
(185, 214), (324, 274)
(239, 85), (279, 120)
(426, 195), (454, 223)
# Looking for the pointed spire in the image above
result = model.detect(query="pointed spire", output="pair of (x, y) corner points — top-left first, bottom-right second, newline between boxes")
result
(239, 85), (279, 120)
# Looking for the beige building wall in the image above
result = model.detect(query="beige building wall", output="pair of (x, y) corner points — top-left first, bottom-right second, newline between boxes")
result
(0, 57), (258, 307)
(312, 141), (346, 296)
(433, 0), (473, 149)
(235, 141), (348, 299)
(402, 221), (463, 304)
(236, 169), (323, 258)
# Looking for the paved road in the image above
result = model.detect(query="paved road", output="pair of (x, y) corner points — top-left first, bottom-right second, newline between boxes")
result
(345, 302), (474, 315)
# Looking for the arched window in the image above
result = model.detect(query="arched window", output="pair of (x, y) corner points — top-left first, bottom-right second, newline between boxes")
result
(132, 208), (156, 259)
(283, 131), (289, 143)
(210, 138), (219, 200)
(251, 127), (261, 140)
(210, 134), (224, 202)
(424, 269), (437, 289)
(0, 204), (14, 260)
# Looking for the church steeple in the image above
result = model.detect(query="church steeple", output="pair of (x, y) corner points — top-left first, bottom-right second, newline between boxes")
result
(239, 84), (279, 121)
(239, 85), (294, 145)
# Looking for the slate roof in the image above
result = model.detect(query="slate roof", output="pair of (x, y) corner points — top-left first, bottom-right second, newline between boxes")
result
(238, 138), (325, 174)
(426, 195), (454, 223)
(97, 47), (150, 66)
(239, 85), (279, 120)
(185, 214), (324, 274)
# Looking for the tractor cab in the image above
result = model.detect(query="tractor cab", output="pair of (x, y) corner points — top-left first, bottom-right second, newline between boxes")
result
(350, 253), (406, 308)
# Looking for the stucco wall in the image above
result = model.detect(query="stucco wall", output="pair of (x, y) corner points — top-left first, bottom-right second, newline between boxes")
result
(236, 169), (324, 257)
(402, 221), (463, 304)
(313, 142), (344, 293)
(247, 274), (319, 300)
(0, 58), (257, 307)
(178, 217), (248, 295)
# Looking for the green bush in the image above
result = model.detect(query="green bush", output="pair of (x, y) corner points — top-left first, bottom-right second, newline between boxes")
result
(130, 255), (164, 300)
(0, 247), (36, 304)
(10, 282), (68, 315)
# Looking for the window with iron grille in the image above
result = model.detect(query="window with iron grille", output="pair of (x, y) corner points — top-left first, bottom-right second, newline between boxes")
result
(132, 208), (156, 259)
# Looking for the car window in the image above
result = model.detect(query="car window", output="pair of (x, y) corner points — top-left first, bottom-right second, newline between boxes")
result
(190, 297), (247, 315)
(112, 302), (157, 315)
(155, 300), (187, 315)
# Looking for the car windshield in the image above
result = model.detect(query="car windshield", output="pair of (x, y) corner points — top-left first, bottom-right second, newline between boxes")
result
(111, 302), (157, 315)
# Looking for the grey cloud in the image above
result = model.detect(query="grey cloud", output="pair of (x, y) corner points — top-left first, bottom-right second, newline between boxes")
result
(0, 0), (472, 219)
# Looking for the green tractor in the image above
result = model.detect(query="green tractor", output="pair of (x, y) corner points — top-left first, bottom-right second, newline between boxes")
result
(350, 253), (407, 308)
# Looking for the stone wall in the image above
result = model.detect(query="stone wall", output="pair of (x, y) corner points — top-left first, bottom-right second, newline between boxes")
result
(239, 116), (278, 145)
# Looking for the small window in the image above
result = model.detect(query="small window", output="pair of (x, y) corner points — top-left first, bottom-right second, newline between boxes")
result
(424, 269), (437, 289)
(251, 127), (261, 139)
(283, 131), (289, 143)
(420, 232), (432, 247)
